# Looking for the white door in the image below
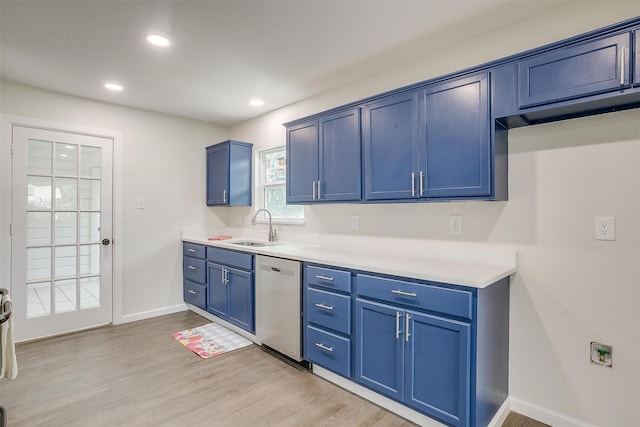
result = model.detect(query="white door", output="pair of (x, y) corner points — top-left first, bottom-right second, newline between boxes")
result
(11, 126), (113, 340)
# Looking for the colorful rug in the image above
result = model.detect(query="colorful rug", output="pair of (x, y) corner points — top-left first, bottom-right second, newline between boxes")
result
(172, 323), (252, 358)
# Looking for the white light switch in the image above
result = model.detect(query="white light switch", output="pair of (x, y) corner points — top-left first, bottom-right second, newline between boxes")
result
(450, 215), (462, 234)
(136, 196), (145, 209)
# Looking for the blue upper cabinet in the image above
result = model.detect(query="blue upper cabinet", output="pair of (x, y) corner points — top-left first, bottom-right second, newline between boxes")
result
(518, 32), (632, 109)
(319, 109), (362, 201)
(206, 140), (253, 206)
(287, 108), (362, 203)
(363, 91), (419, 200)
(286, 121), (318, 203)
(363, 73), (493, 201)
(421, 73), (490, 198)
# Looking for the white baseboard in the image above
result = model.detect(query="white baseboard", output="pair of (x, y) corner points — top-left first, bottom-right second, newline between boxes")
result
(510, 397), (594, 427)
(116, 303), (188, 324)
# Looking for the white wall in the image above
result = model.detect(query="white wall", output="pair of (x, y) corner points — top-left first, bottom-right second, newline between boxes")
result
(229, 3), (640, 427)
(0, 79), (229, 324)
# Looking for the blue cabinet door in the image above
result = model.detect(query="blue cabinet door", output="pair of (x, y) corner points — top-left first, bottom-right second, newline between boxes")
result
(319, 108), (362, 201)
(354, 299), (404, 401)
(364, 91), (419, 200)
(207, 263), (227, 318)
(404, 311), (471, 427)
(206, 143), (229, 205)
(421, 72), (490, 198)
(518, 32), (631, 108)
(227, 267), (254, 333)
(287, 121), (319, 203)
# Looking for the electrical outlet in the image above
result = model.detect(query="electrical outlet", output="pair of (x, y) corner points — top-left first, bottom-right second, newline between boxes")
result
(450, 215), (462, 234)
(595, 216), (615, 241)
(590, 342), (613, 367)
(351, 215), (359, 231)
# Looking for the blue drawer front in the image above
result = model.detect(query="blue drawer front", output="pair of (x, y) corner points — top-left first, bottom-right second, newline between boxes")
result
(184, 279), (206, 309)
(306, 325), (351, 378)
(356, 274), (473, 320)
(183, 258), (206, 284)
(183, 242), (206, 259)
(306, 287), (351, 335)
(207, 247), (253, 270)
(306, 265), (351, 293)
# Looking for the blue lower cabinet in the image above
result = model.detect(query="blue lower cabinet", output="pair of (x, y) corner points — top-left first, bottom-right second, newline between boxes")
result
(183, 279), (206, 310)
(355, 299), (471, 427)
(207, 248), (255, 333)
(405, 311), (470, 427)
(305, 325), (351, 378)
(354, 299), (404, 401)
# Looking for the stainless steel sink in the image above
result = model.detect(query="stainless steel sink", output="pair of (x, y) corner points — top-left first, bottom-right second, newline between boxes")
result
(229, 240), (281, 247)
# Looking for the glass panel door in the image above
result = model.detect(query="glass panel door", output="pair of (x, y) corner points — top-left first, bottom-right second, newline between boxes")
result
(12, 126), (113, 340)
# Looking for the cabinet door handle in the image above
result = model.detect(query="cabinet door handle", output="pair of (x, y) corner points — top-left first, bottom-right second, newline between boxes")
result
(225, 268), (229, 284)
(391, 289), (417, 297)
(315, 275), (334, 281)
(317, 181), (322, 199)
(314, 343), (334, 352)
(620, 47), (626, 85)
(419, 171), (424, 196)
(314, 303), (334, 310)
(187, 290), (198, 295)
(312, 181), (317, 200)
(223, 189), (227, 204)
(187, 248), (197, 253)
(405, 313), (411, 342)
(395, 311), (401, 340)
(411, 172), (415, 197)
(187, 265), (197, 270)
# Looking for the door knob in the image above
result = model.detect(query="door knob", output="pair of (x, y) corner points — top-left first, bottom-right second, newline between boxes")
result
(101, 238), (111, 246)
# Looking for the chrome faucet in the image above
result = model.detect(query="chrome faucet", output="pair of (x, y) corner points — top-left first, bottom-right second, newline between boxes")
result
(251, 209), (277, 242)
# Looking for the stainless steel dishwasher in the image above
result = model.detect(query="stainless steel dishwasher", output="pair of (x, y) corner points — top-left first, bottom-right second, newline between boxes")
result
(255, 255), (302, 361)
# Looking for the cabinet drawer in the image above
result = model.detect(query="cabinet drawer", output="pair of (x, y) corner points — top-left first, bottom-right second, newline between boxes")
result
(356, 274), (473, 320)
(183, 242), (206, 259)
(306, 265), (351, 293)
(183, 279), (206, 310)
(183, 258), (206, 284)
(207, 247), (253, 270)
(306, 325), (351, 378)
(306, 288), (351, 335)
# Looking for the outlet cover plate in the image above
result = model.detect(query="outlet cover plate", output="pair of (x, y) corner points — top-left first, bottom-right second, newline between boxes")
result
(590, 342), (613, 367)
(595, 216), (615, 241)
(450, 215), (462, 234)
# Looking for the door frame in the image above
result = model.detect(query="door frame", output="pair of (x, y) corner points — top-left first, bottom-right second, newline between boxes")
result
(1, 114), (124, 341)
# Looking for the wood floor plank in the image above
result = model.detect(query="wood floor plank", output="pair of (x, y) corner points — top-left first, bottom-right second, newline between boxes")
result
(0, 311), (546, 427)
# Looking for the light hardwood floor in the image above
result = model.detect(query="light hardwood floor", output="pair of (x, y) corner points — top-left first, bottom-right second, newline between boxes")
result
(1, 311), (548, 427)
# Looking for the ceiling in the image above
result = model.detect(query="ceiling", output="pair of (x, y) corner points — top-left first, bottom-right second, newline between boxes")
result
(1, 0), (571, 126)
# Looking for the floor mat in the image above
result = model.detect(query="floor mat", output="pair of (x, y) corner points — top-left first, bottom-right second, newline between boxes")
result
(172, 322), (252, 358)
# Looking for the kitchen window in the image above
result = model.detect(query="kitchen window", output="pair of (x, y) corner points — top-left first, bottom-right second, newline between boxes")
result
(256, 146), (304, 223)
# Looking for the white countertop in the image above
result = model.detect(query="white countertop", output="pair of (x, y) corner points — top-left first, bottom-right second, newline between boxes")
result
(181, 230), (517, 289)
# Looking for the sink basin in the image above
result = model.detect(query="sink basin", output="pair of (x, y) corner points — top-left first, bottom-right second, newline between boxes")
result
(229, 240), (281, 247)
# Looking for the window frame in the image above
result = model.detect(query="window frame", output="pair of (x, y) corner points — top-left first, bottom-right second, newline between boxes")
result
(255, 145), (305, 225)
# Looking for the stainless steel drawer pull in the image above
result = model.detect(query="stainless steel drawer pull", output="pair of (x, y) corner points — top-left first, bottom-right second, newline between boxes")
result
(315, 275), (334, 281)
(391, 289), (417, 297)
(187, 290), (198, 295)
(395, 311), (401, 340)
(315, 343), (334, 352)
(419, 171), (424, 196)
(620, 47), (626, 85)
(312, 181), (317, 200)
(405, 313), (411, 342)
(223, 189), (227, 204)
(187, 265), (198, 270)
(314, 303), (334, 310)
(187, 249), (197, 253)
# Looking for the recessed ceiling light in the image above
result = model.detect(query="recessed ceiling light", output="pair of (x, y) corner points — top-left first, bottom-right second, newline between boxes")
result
(249, 99), (264, 107)
(104, 83), (123, 91)
(146, 34), (170, 47)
